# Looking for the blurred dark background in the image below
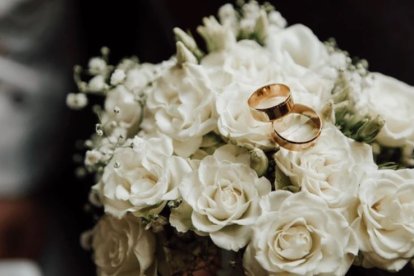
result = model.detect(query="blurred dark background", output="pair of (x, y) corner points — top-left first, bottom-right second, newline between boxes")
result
(1, 0), (413, 275)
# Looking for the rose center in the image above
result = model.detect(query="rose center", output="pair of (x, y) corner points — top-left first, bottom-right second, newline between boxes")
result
(218, 185), (242, 207)
(132, 173), (158, 193)
(275, 225), (312, 260)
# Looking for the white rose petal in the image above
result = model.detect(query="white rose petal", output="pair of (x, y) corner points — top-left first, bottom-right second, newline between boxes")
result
(147, 63), (217, 157)
(366, 73), (414, 147)
(353, 169), (414, 271)
(244, 191), (358, 276)
(171, 144), (272, 251)
(202, 40), (282, 90)
(268, 24), (329, 71)
(267, 24), (338, 100)
(216, 83), (275, 149)
(92, 214), (157, 276)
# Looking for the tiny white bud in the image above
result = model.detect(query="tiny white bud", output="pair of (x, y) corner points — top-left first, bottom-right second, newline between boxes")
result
(250, 148), (268, 177)
(254, 10), (269, 45)
(110, 69), (126, 85)
(84, 140), (94, 148)
(66, 93), (88, 109)
(78, 81), (88, 92)
(176, 41), (197, 65)
(88, 75), (106, 92)
(85, 150), (103, 166)
(75, 167), (87, 178)
(95, 123), (104, 136)
(88, 57), (107, 75)
(100, 46), (110, 57)
(268, 10), (287, 28)
(174, 27), (197, 51)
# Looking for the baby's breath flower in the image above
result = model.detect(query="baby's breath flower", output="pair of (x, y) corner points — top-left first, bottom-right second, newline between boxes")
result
(110, 69), (126, 85)
(88, 57), (107, 75)
(66, 93), (88, 109)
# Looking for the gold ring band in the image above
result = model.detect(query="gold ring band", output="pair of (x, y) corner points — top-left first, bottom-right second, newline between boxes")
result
(248, 83), (294, 122)
(272, 104), (322, 151)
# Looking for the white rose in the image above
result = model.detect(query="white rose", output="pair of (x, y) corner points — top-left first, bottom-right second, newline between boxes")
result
(202, 40), (282, 90)
(365, 73), (414, 147)
(92, 214), (157, 276)
(201, 40), (280, 148)
(202, 39), (328, 107)
(244, 191), (358, 276)
(102, 85), (142, 136)
(353, 169), (414, 271)
(171, 144), (271, 251)
(147, 64), (217, 157)
(275, 124), (376, 221)
(93, 135), (192, 218)
(267, 24), (329, 72)
(216, 83), (275, 149)
(267, 24), (339, 100)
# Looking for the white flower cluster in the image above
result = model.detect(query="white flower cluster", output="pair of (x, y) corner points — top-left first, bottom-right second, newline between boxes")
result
(69, 2), (414, 275)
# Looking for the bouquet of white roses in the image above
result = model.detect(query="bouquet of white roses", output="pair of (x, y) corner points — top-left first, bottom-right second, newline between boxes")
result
(68, 1), (414, 275)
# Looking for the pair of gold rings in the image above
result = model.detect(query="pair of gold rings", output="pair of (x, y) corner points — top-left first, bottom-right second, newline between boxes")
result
(248, 83), (322, 151)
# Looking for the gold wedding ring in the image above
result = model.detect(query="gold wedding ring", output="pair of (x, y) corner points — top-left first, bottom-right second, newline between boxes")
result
(272, 104), (322, 151)
(248, 83), (294, 122)
(248, 83), (322, 151)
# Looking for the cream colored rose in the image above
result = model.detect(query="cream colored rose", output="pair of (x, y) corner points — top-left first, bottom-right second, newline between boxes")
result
(216, 84), (275, 149)
(202, 40), (282, 91)
(102, 85), (142, 136)
(365, 73), (414, 147)
(92, 214), (157, 276)
(275, 124), (376, 221)
(244, 191), (358, 276)
(147, 63), (217, 157)
(267, 24), (330, 73)
(171, 144), (271, 251)
(267, 24), (341, 101)
(93, 135), (192, 218)
(353, 169), (414, 271)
